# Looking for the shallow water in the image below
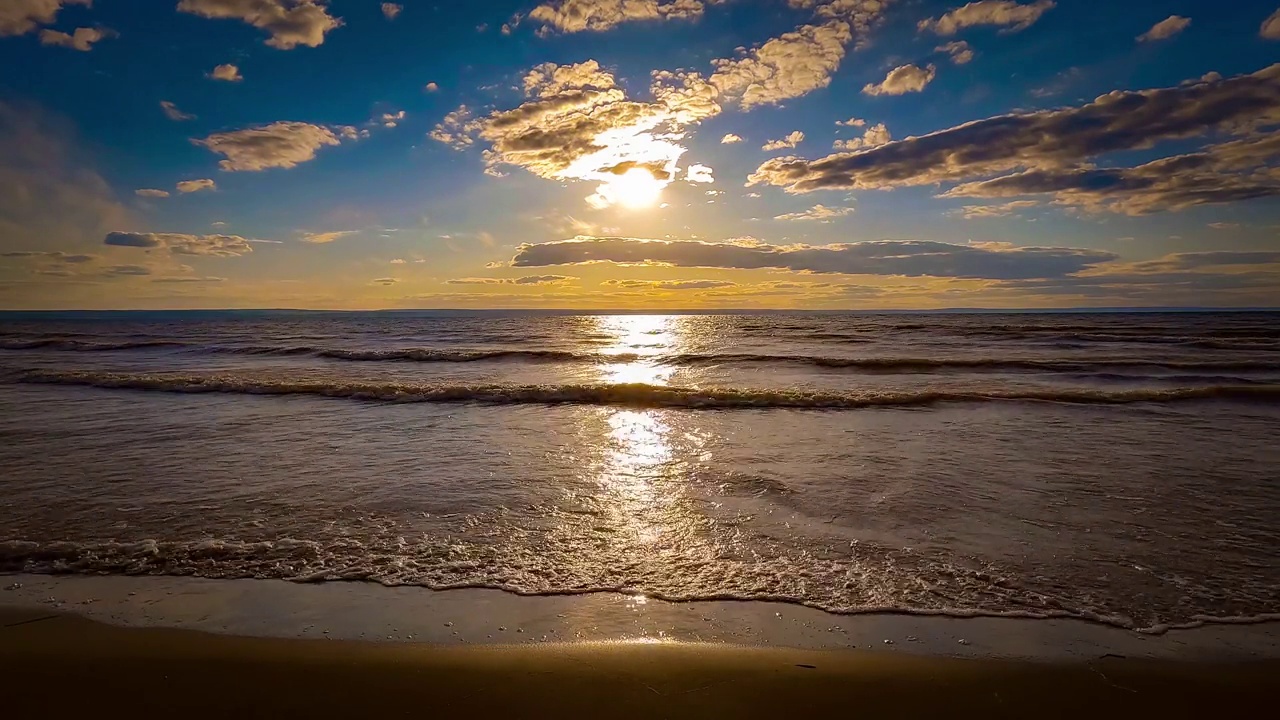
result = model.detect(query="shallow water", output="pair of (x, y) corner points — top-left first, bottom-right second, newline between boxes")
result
(1, 311), (1278, 631)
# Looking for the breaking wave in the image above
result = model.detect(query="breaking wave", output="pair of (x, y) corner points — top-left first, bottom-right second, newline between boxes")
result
(18, 370), (1280, 409)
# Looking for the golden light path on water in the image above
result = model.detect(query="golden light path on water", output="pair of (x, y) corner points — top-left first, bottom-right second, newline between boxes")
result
(573, 315), (711, 634)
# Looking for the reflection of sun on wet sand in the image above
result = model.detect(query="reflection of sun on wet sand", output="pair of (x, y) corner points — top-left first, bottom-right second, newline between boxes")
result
(3, 605), (1276, 719)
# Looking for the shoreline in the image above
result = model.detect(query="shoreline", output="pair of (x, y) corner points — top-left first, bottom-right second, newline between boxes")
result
(4, 573), (1279, 661)
(3, 605), (1277, 719)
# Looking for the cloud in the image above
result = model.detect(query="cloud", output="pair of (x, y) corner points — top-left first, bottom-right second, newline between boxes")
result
(195, 121), (343, 171)
(720, 133), (743, 144)
(104, 232), (253, 256)
(602, 278), (736, 289)
(687, 163), (714, 183)
(774, 204), (854, 221)
(940, 132), (1280, 214)
(937, 40), (974, 64)
(1138, 15), (1190, 42)
(708, 20), (853, 110)
(955, 200), (1038, 218)
(919, 1), (1055, 36)
(177, 0), (341, 49)
(833, 121), (890, 150)
(750, 65), (1280, 194)
(379, 110), (406, 128)
(104, 264), (153, 276)
(160, 101), (196, 121)
(762, 131), (805, 151)
(1, 250), (97, 263)
(836, 117), (866, 127)
(1262, 9), (1280, 39)
(1207, 222), (1240, 229)
(424, 82), (439, 92)
(38, 26), (112, 51)
(863, 63), (936, 96)
(511, 236), (1116, 279)
(446, 275), (577, 285)
(381, 3), (401, 20)
(0, 0), (90, 36)
(152, 276), (226, 284)
(298, 230), (357, 243)
(176, 178), (216, 193)
(431, 62), (719, 208)
(371, 277), (399, 286)
(135, 188), (170, 198)
(529, 0), (710, 34)
(208, 63), (243, 82)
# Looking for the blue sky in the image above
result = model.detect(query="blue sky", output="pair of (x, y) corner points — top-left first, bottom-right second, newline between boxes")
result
(1, 0), (1279, 309)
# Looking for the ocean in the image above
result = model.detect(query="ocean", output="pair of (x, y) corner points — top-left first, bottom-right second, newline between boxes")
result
(1, 310), (1277, 633)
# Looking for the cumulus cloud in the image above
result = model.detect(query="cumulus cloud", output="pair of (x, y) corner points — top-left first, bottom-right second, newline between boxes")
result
(511, 236), (1116, 279)
(919, 0), (1055, 36)
(135, 188), (170, 198)
(424, 82), (439, 92)
(863, 63), (936, 95)
(176, 178), (216, 193)
(38, 26), (112, 50)
(195, 121), (343, 171)
(177, 0), (341, 49)
(937, 40), (974, 64)
(208, 63), (243, 82)
(955, 200), (1038, 218)
(0, 0), (90, 36)
(762, 131), (805, 151)
(1138, 15), (1190, 42)
(836, 117), (866, 127)
(160, 101), (195, 121)
(708, 20), (853, 110)
(381, 3), (401, 20)
(602, 278), (736, 289)
(720, 133), (743, 144)
(104, 232), (253, 257)
(1262, 9), (1280, 39)
(446, 275), (577, 285)
(529, 0), (710, 34)
(941, 131), (1280, 215)
(774, 204), (854, 221)
(833, 121), (890, 150)
(379, 110), (406, 128)
(298, 230), (357, 243)
(430, 62), (720, 207)
(687, 163), (714, 183)
(750, 65), (1280, 195)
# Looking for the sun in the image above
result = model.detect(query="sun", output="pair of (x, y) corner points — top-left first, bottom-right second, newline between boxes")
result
(604, 168), (664, 209)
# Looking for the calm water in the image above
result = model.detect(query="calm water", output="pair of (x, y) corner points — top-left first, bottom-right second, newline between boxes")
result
(1, 311), (1278, 631)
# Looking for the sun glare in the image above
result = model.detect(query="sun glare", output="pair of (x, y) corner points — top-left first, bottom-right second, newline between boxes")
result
(602, 168), (665, 209)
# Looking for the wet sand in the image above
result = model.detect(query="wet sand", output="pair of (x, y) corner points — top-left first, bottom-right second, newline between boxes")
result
(2, 605), (1276, 719)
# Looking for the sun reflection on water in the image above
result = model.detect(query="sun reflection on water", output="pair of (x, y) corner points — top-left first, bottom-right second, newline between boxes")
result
(594, 314), (682, 386)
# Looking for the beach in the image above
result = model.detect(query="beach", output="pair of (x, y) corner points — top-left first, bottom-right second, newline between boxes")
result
(4, 579), (1279, 719)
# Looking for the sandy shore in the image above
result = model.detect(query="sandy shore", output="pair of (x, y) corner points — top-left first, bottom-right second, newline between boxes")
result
(2, 604), (1276, 719)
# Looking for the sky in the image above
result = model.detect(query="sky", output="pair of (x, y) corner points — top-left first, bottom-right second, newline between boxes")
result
(1, 0), (1279, 310)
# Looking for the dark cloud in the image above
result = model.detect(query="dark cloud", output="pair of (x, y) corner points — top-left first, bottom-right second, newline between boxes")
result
(943, 132), (1280, 214)
(104, 232), (253, 257)
(749, 64), (1280, 193)
(511, 237), (1116, 279)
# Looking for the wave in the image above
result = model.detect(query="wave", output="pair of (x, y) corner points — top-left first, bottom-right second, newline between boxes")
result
(0, 338), (190, 351)
(4, 538), (1279, 634)
(7, 337), (1279, 375)
(17, 370), (1280, 409)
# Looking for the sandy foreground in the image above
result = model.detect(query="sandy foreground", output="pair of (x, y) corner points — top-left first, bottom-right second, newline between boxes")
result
(3, 574), (1279, 718)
